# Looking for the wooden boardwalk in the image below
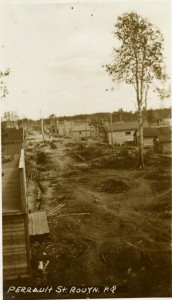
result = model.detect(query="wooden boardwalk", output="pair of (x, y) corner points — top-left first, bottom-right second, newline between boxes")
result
(28, 211), (50, 236)
(3, 214), (31, 280)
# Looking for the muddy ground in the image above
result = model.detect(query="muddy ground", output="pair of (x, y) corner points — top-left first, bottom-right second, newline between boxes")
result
(9, 131), (172, 298)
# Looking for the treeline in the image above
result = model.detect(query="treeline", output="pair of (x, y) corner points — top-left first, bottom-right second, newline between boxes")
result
(58, 108), (171, 125)
(1, 108), (171, 127)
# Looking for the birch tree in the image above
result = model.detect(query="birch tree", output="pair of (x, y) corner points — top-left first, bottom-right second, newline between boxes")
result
(104, 12), (167, 168)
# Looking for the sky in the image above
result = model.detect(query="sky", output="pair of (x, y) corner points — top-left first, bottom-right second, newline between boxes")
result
(0, 0), (171, 119)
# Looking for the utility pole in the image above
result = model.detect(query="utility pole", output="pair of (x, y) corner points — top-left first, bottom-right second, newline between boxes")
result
(85, 120), (87, 138)
(55, 116), (58, 134)
(40, 109), (44, 141)
(110, 113), (114, 149)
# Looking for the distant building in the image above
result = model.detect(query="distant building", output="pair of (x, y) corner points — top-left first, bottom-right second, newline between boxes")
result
(134, 126), (172, 150)
(163, 118), (172, 126)
(149, 118), (172, 127)
(154, 127), (172, 154)
(64, 121), (73, 137)
(55, 121), (96, 138)
(134, 127), (159, 148)
(69, 122), (96, 138)
(105, 121), (138, 145)
(57, 121), (65, 136)
(155, 136), (172, 154)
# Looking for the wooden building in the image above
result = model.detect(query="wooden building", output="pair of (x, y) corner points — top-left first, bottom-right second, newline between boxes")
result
(105, 121), (138, 145)
(154, 127), (172, 154)
(158, 136), (172, 154)
(70, 122), (96, 138)
(134, 127), (159, 148)
(2, 150), (31, 280)
(55, 121), (96, 138)
(134, 126), (171, 150)
(2, 127), (27, 155)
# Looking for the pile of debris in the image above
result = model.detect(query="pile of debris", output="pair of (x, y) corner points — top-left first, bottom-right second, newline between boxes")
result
(94, 178), (129, 193)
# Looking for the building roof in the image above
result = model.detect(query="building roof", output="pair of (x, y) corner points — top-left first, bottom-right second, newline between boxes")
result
(143, 127), (159, 137)
(109, 121), (138, 132)
(157, 126), (171, 136)
(2, 127), (24, 143)
(134, 126), (172, 139)
(143, 126), (171, 138)
(159, 135), (172, 143)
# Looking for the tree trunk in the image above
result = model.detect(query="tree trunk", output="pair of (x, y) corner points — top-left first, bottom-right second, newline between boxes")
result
(138, 103), (144, 169)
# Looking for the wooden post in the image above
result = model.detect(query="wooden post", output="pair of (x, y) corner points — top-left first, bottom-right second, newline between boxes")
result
(40, 110), (44, 141)
(110, 113), (114, 149)
(138, 103), (144, 168)
(85, 121), (87, 138)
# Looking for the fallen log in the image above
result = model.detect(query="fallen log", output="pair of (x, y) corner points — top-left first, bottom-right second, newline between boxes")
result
(54, 213), (91, 218)
(101, 252), (106, 263)
(80, 235), (96, 242)
(76, 154), (86, 162)
(126, 242), (139, 249)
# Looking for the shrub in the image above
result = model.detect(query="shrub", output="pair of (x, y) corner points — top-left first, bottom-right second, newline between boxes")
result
(37, 151), (47, 164)
(118, 147), (129, 157)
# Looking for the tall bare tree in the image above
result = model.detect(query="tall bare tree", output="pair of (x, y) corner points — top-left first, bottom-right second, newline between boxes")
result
(104, 12), (167, 168)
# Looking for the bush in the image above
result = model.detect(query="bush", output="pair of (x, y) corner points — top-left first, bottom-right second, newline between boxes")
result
(118, 147), (129, 157)
(77, 144), (104, 160)
(37, 151), (47, 164)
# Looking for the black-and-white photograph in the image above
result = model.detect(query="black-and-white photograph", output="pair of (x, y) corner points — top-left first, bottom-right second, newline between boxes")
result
(1, 0), (171, 299)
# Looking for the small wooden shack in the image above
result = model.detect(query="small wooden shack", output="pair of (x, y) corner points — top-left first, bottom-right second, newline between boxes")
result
(70, 122), (93, 138)
(154, 132), (172, 154)
(159, 136), (172, 154)
(2, 127), (27, 155)
(134, 126), (171, 151)
(134, 127), (159, 148)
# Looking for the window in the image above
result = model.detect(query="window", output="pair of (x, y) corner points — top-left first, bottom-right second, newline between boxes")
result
(125, 131), (131, 135)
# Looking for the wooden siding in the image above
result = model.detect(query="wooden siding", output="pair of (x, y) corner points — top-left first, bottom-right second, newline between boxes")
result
(28, 211), (50, 236)
(72, 130), (91, 138)
(143, 137), (154, 147)
(3, 214), (31, 280)
(2, 142), (23, 155)
(108, 130), (135, 145)
(2, 156), (22, 213)
(162, 142), (172, 154)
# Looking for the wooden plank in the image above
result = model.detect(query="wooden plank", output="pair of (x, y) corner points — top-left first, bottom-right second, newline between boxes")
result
(41, 212), (45, 233)
(32, 213), (37, 235)
(28, 212), (50, 236)
(30, 213), (33, 235)
(38, 212), (42, 235)
(41, 212), (49, 234)
(42, 212), (50, 233)
(33, 213), (37, 235)
(37, 212), (41, 235)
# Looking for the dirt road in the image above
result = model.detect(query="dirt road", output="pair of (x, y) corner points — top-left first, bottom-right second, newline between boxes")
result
(25, 131), (171, 298)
